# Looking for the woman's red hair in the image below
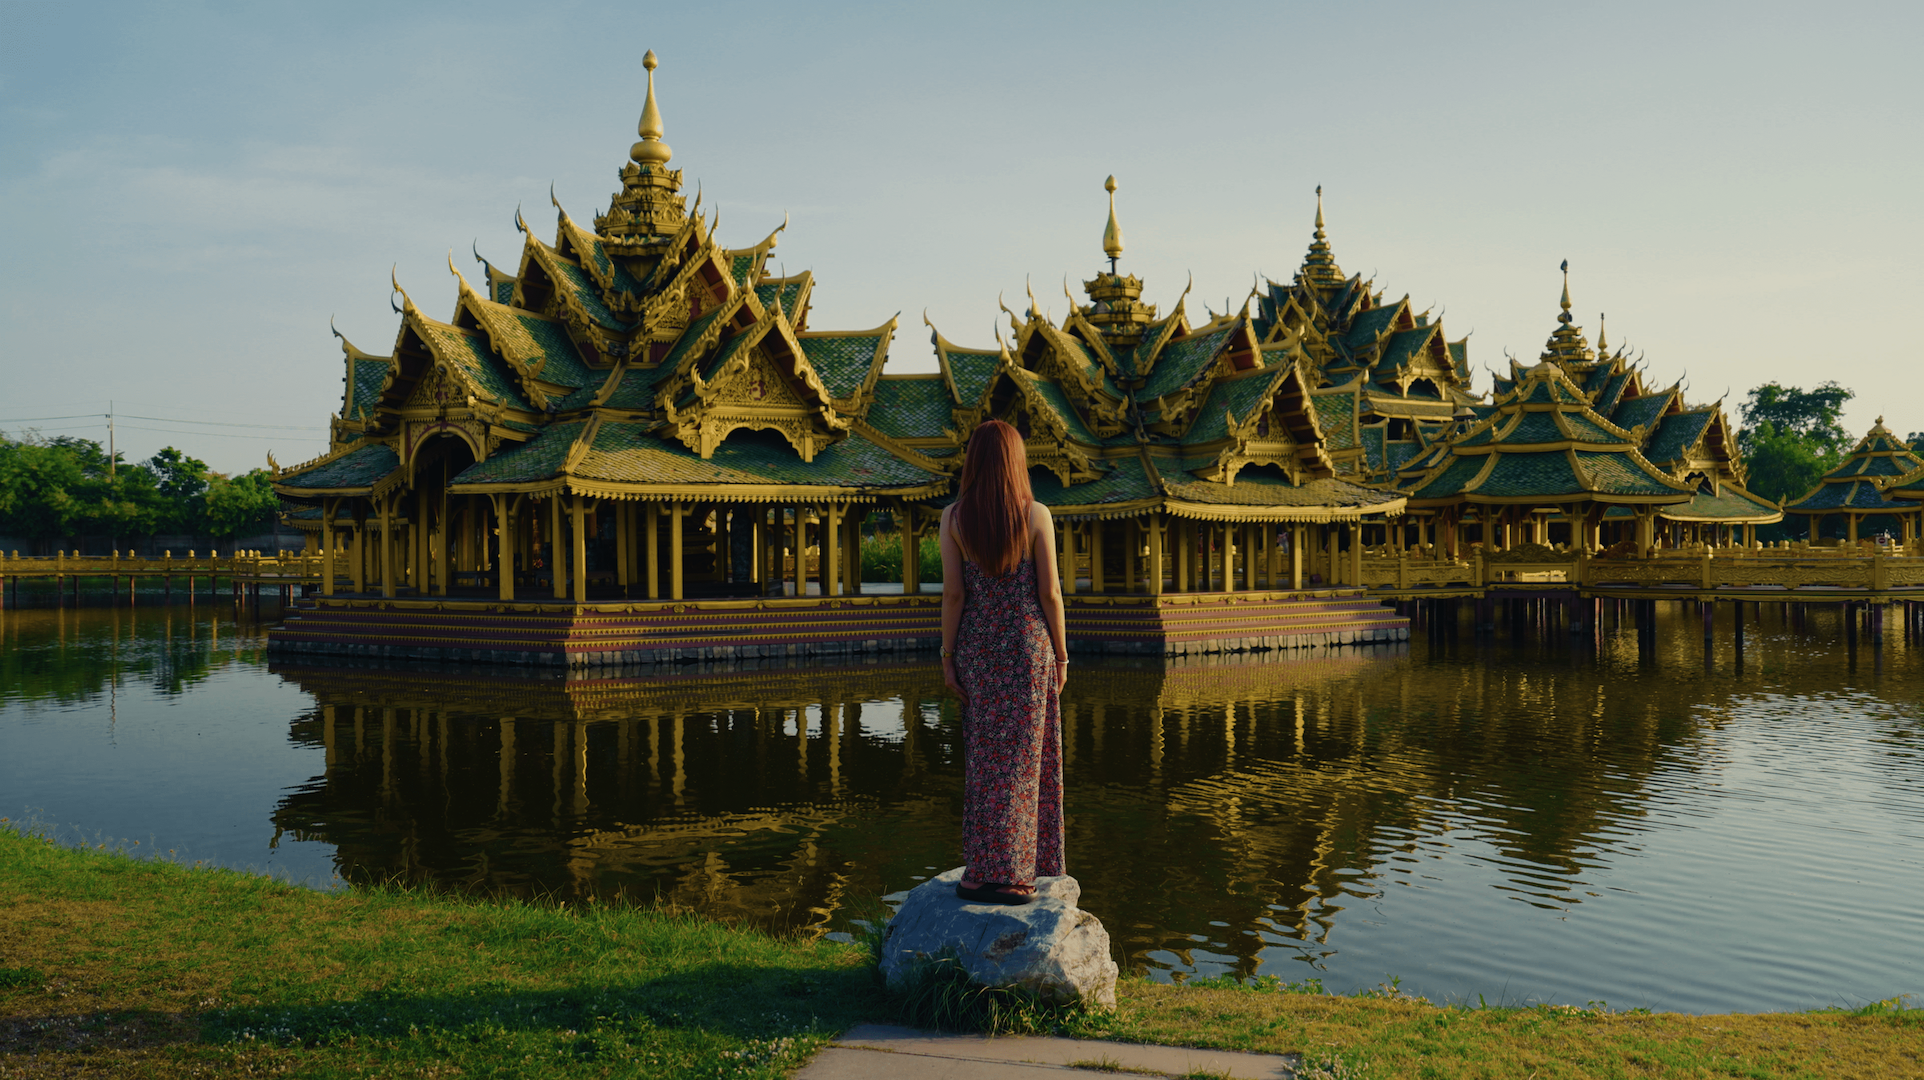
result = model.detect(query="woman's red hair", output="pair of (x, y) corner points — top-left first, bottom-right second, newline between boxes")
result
(955, 420), (1033, 576)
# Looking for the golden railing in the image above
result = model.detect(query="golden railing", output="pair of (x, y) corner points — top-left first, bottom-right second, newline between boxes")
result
(0, 550), (325, 580)
(1358, 541), (1924, 592)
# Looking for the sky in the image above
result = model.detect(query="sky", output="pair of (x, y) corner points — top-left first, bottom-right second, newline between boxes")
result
(3, 0), (1920, 474)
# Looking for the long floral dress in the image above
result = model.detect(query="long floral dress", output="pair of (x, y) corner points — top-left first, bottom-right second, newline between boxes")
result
(955, 556), (1064, 886)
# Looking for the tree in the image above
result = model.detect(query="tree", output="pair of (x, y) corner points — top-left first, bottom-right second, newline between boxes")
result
(145, 447), (209, 535)
(0, 434), (90, 545)
(201, 469), (282, 542)
(1736, 381), (1857, 541)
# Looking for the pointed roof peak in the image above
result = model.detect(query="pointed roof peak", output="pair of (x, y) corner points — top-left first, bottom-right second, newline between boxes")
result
(1299, 185), (1345, 288)
(1557, 259), (1572, 324)
(1538, 260), (1593, 365)
(1102, 174), (1124, 268)
(630, 50), (672, 167)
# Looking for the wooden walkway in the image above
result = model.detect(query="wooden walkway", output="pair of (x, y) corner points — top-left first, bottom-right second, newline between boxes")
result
(0, 551), (325, 605)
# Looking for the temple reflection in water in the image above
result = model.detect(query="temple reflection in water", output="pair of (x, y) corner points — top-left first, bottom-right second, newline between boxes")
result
(267, 628), (1735, 974)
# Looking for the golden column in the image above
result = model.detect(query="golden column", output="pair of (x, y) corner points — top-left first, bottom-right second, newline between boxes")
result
(571, 494), (588, 603)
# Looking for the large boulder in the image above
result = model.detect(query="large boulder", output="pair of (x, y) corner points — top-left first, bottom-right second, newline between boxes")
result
(877, 867), (1119, 1009)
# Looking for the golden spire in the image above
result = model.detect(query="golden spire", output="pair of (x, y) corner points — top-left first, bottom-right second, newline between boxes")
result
(1558, 259), (1573, 324)
(1300, 185), (1345, 287)
(1539, 259), (1593, 364)
(630, 50), (673, 167)
(1596, 312), (1608, 355)
(1102, 175), (1124, 271)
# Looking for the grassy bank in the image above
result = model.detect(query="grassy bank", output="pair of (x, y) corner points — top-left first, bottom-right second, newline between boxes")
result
(1, 824), (1918, 1078)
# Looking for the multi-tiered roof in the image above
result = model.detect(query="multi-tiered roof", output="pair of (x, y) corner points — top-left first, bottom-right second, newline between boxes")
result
(1783, 418), (1924, 521)
(277, 52), (947, 510)
(1393, 265), (1780, 525)
(894, 183), (1408, 523)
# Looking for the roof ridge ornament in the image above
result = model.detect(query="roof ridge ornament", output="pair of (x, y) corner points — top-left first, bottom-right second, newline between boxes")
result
(1558, 260), (1573, 324)
(631, 50), (672, 167)
(1299, 185), (1345, 288)
(1102, 175), (1124, 273)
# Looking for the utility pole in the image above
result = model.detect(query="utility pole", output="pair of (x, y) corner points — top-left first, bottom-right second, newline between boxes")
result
(107, 401), (116, 478)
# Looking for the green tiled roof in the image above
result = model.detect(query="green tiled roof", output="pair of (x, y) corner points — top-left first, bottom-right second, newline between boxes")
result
(729, 255), (757, 288)
(1786, 478), (1914, 513)
(1517, 376), (1585, 405)
(347, 357), (390, 421)
(451, 422), (586, 485)
(1561, 412), (1626, 445)
(1385, 440), (1422, 473)
(1138, 327), (1229, 401)
(865, 378), (952, 439)
(1309, 388), (1359, 451)
(1164, 469), (1399, 509)
(1836, 453), (1916, 479)
(754, 280), (806, 320)
(1887, 467), (1924, 498)
(1611, 393), (1671, 434)
(585, 236), (648, 294)
(1128, 318), (1175, 378)
(1645, 411), (1714, 463)
(1183, 375), (1277, 445)
(1026, 378), (1099, 444)
(1573, 451), (1690, 496)
(1408, 455), (1487, 498)
(508, 312), (595, 389)
(492, 278), (516, 305)
(1658, 486), (1782, 522)
(1361, 425), (1386, 470)
(1446, 340), (1468, 377)
(573, 423), (943, 491)
(1474, 452), (1583, 497)
(599, 362), (681, 410)
(800, 333), (883, 400)
(1340, 305), (1400, 353)
(1491, 376), (1515, 398)
(1499, 411), (1565, 445)
(944, 348), (998, 407)
(657, 308), (724, 374)
(1375, 326), (1433, 371)
(1029, 457), (1153, 508)
(547, 257), (629, 331)
(1594, 371), (1634, 414)
(418, 325), (534, 411)
(279, 443), (399, 491)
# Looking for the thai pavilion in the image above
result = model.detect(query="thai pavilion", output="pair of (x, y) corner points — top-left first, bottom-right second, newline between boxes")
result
(1390, 266), (1782, 554)
(267, 53), (1411, 666)
(1783, 419), (1924, 543)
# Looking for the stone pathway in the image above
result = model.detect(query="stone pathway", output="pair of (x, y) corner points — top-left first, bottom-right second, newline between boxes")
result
(793, 1023), (1301, 1078)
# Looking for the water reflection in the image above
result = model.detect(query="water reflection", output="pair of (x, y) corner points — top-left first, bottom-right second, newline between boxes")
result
(3, 599), (1921, 1011)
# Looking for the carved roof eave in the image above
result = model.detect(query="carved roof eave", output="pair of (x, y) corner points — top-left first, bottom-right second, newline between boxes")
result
(553, 209), (610, 289)
(928, 320), (1002, 410)
(669, 295), (848, 438)
(1003, 363), (1100, 479)
(1058, 308), (1118, 372)
(850, 417), (956, 475)
(1030, 322), (1126, 426)
(1147, 314), (1242, 426)
(522, 241), (627, 361)
(273, 436), (397, 492)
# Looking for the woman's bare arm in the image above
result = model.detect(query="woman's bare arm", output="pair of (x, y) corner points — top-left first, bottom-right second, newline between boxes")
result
(939, 504), (968, 702)
(1029, 502), (1068, 686)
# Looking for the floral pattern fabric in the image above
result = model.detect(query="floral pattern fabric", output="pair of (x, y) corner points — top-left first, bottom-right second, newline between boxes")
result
(955, 556), (1063, 886)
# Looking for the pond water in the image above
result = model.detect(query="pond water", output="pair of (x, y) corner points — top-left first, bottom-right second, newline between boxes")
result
(2, 589), (1921, 1014)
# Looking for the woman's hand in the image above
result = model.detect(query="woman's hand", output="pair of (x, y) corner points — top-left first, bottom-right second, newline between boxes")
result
(1055, 660), (1068, 693)
(943, 656), (968, 704)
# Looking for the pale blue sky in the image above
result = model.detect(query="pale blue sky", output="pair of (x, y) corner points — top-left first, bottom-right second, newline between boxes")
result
(4, 0), (1919, 472)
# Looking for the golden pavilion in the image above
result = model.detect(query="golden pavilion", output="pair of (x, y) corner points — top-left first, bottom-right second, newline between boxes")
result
(268, 53), (1412, 666)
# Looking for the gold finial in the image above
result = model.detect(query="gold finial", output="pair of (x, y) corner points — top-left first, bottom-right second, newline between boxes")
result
(1102, 175), (1124, 270)
(1596, 312), (1607, 354)
(631, 50), (673, 167)
(1314, 184), (1325, 237)
(1557, 259), (1572, 324)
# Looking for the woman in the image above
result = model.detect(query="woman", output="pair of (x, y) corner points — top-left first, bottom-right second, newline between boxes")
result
(939, 420), (1069, 906)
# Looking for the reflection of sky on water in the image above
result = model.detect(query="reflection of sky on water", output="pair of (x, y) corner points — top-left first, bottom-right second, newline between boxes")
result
(1, 595), (1921, 1013)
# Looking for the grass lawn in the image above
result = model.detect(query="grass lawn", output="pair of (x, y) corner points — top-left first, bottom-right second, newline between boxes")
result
(1, 822), (1918, 1078)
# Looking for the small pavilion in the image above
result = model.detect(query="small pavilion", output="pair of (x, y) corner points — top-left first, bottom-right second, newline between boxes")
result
(1783, 419), (1924, 543)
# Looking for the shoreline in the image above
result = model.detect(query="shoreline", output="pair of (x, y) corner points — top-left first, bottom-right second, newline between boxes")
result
(1, 824), (1917, 1078)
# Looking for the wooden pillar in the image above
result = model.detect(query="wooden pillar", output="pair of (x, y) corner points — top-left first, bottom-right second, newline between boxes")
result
(789, 505), (805, 598)
(616, 501), (631, 589)
(825, 503), (841, 597)
(379, 497), (396, 599)
(1350, 523), (1363, 587)
(1059, 517), (1076, 594)
(321, 499), (336, 596)
(433, 490), (449, 597)
(494, 495), (515, 601)
(1243, 522), (1257, 592)
(1291, 524), (1305, 590)
(646, 502), (661, 599)
(571, 495), (588, 604)
(544, 496), (563, 599)
(670, 502), (685, 601)
(1124, 519), (1138, 593)
(1175, 519), (1190, 593)
(1088, 518), (1104, 593)
(1848, 514), (1860, 544)
(1146, 514), (1164, 595)
(902, 510), (921, 595)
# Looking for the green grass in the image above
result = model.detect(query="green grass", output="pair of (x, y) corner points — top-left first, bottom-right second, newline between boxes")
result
(3, 822), (1922, 1078)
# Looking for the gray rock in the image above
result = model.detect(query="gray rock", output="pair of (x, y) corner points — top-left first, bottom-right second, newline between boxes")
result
(878, 867), (1119, 1010)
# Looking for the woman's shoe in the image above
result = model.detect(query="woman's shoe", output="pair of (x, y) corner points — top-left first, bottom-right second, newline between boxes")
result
(955, 882), (1034, 906)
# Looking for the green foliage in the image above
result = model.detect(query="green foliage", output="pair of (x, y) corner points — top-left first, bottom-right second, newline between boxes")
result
(887, 951), (1103, 1035)
(147, 447), (210, 534)
(1735, 382), (1857, 539)
(859, 532), (943, 584)
(201, 469), (281, 541)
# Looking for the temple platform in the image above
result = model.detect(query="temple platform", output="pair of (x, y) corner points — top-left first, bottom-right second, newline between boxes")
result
(265, 588), (1409, 669)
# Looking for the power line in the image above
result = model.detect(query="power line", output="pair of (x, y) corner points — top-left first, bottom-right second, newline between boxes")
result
(120, 414), (326, 432)
(0, 413), (106, 422)
(113, 424), (327, 442)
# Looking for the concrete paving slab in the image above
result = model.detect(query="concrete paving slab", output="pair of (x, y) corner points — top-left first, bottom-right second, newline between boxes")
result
(793, 1023), (1300, 1078)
